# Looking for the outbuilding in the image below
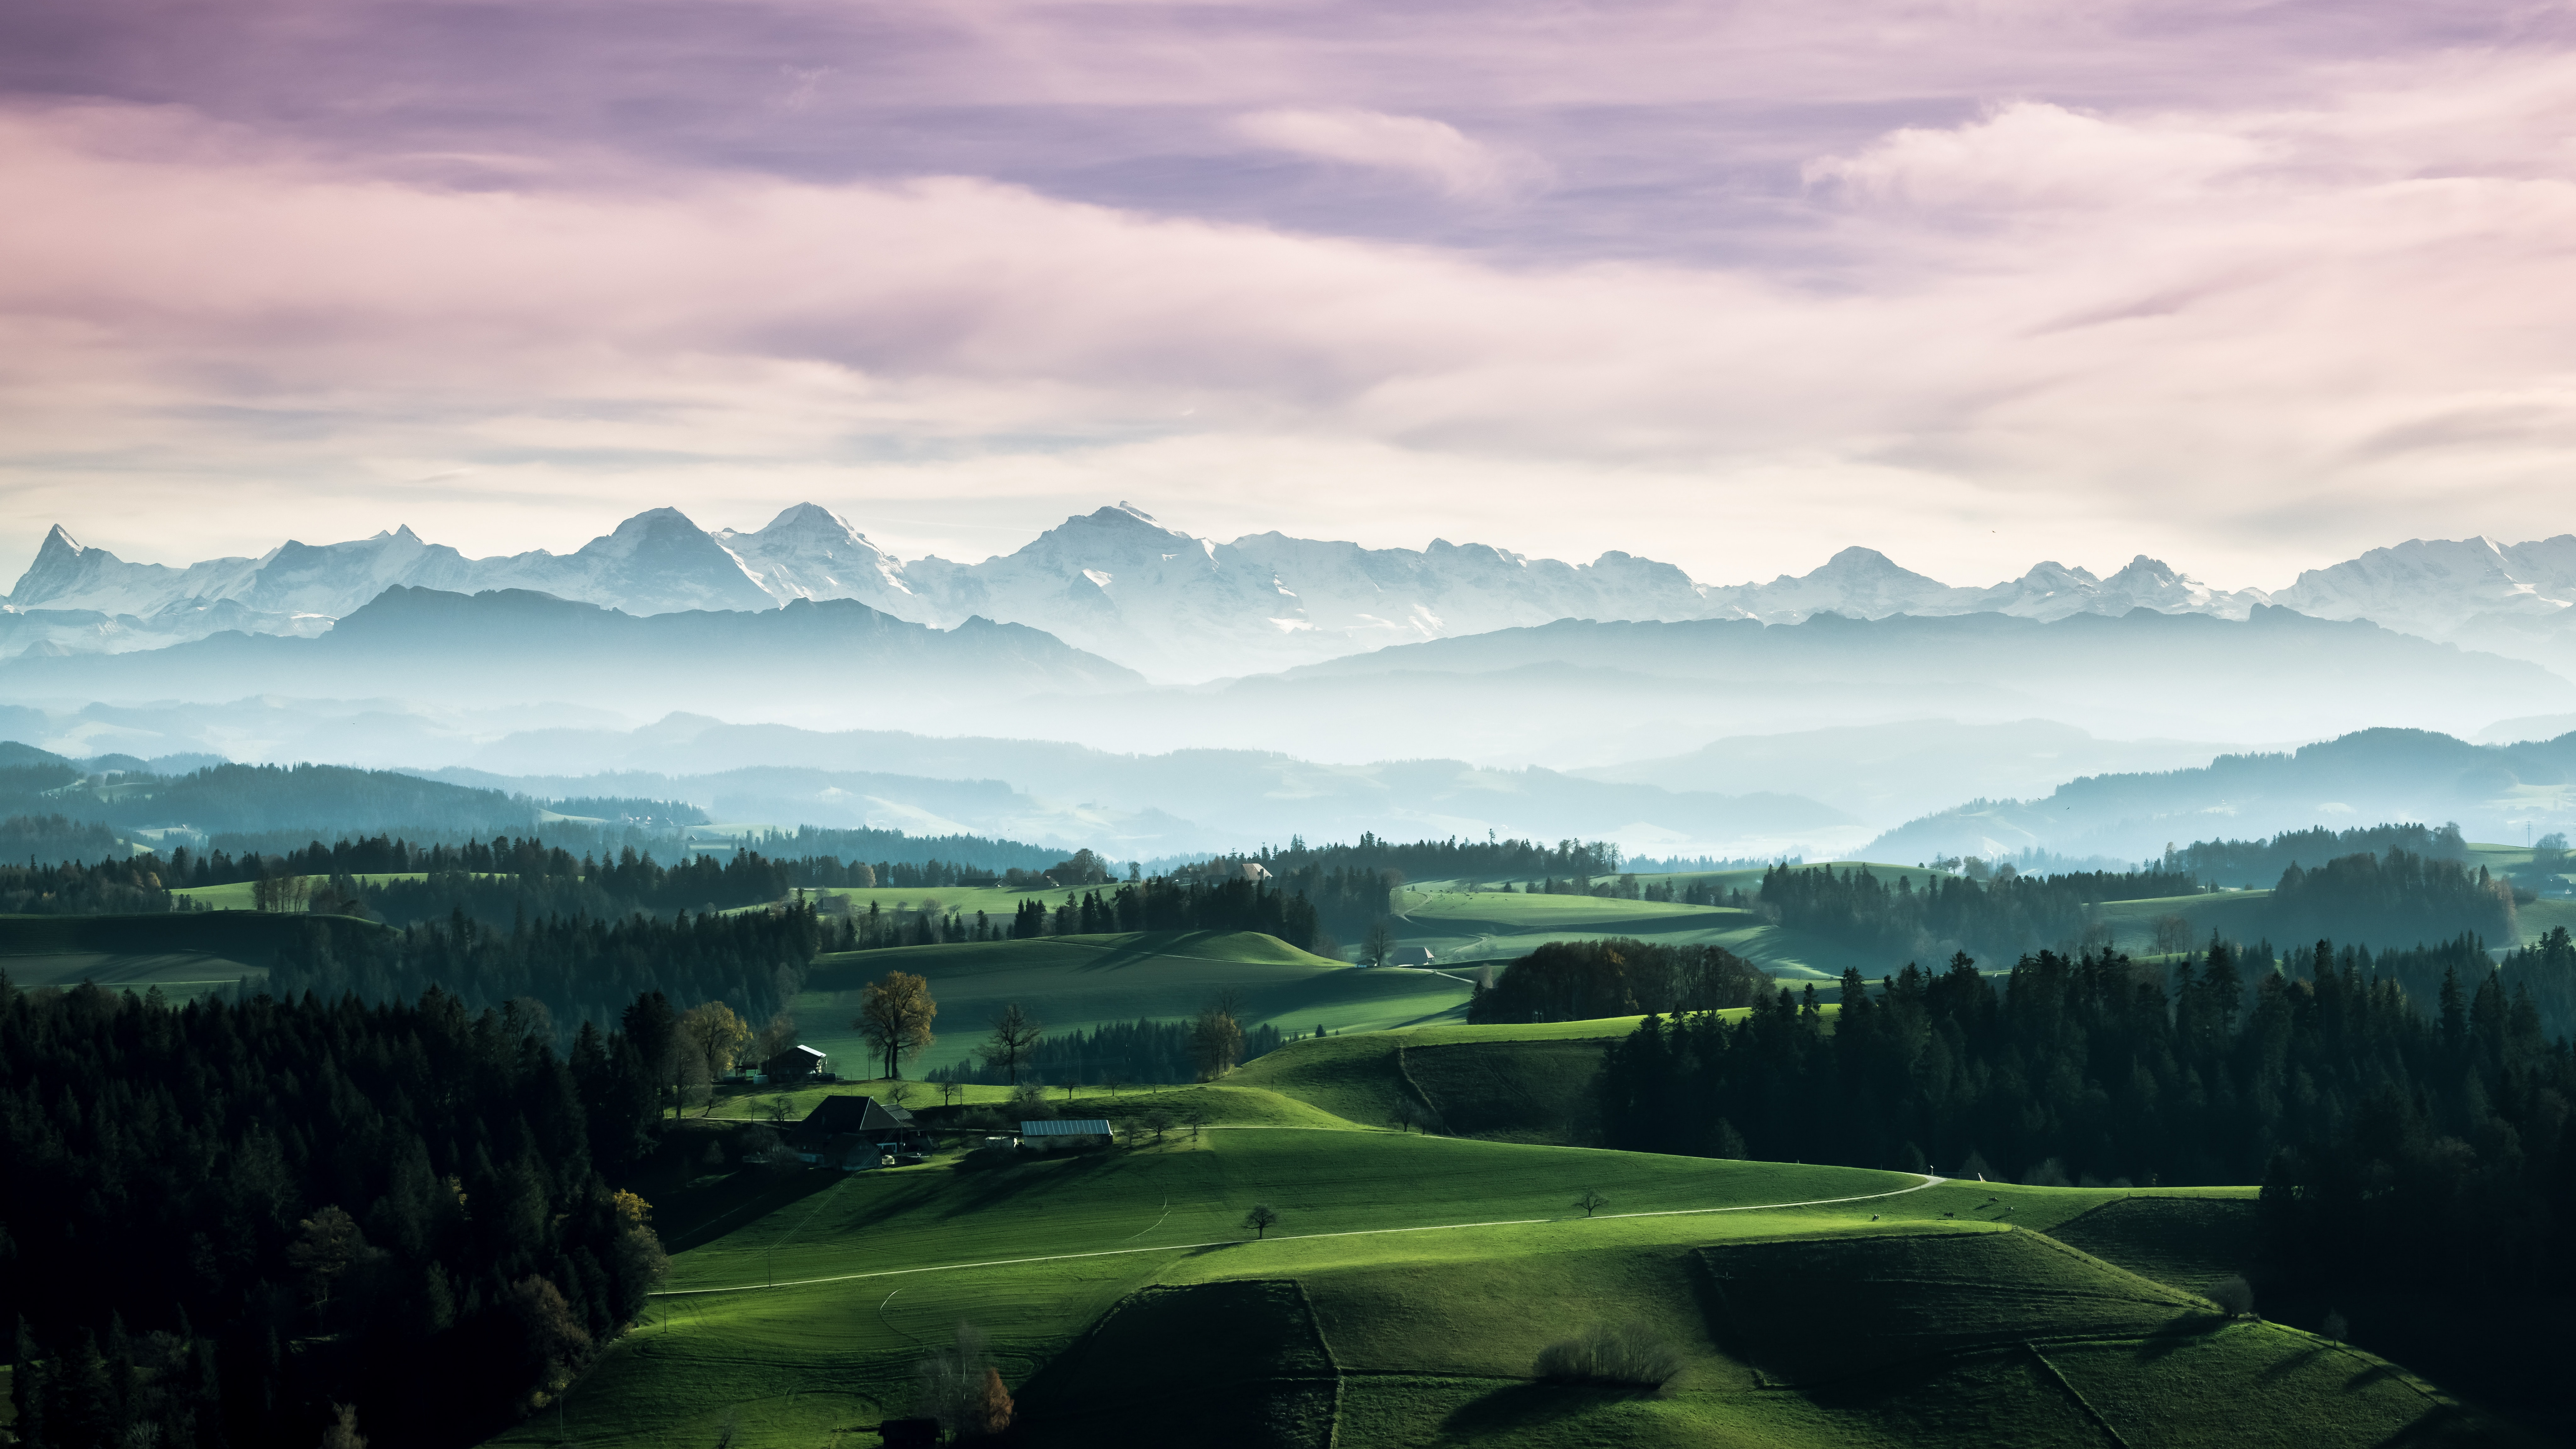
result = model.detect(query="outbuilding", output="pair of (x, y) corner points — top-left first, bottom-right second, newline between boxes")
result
(1019, 1118), (1113, 1144)
(762, 1044), (829, 1085)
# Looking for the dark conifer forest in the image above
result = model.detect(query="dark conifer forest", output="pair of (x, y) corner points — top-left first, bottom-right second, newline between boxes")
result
(926, 1017), (1290, 1086)
(1586, 940), (2575, 1306)
(0, 979), (676, 1448)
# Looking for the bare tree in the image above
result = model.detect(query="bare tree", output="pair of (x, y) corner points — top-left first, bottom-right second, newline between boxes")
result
(1193, 990), (1246, 1080)
(916, 1322), (1012, 1440)
(1145, 1110), (1174, 1144)
(1361, 919), (1395, 968)
(1532, 1323), (1681, 1388)
(2209, 1275), (2256, 1317)
(317, 1404), (367, 1449)
(1572, 1188), (1610, 1218)
(1241, 1203), (1281, 1239)
(1185, 1103), (1209, 1141)
(985, 1003), (1044, 1085)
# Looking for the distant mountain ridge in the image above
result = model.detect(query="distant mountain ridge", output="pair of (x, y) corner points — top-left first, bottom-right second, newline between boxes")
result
(29, 503), (2562, 683)
(1867, 727), (2576, 865)
(0, 586), (1144, 715)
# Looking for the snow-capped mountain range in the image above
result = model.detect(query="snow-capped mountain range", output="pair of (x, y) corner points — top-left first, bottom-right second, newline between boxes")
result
(8, 503), (2574, 682)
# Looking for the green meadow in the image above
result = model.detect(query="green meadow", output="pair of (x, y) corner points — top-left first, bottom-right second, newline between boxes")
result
(790, 931), (1475, 1077)
(487, 1024), (2505, 1449)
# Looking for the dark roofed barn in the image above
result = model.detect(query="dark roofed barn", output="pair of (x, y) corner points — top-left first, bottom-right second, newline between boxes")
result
(792, 1095), (927, 1166)
(763, 1043), (828, 1084)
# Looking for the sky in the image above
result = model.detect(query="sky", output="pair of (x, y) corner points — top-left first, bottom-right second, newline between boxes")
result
(3, 0), (2574, 591)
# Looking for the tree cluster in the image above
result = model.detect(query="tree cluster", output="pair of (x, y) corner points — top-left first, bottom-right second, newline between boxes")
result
(1469, 939), (1766, 1024)
(1242, 831), (1622, 882)
(0, 850), (174, 915)
(1758, 862), (2201, 966)
(927, 1016), (1288, 1087)
(2158, 822), (2470, 887)
(2268, 849), (2515, 950)
(838, 878), (1331, 955)
(0, 977), (675, 1448)
(268, 903), (822, 1041)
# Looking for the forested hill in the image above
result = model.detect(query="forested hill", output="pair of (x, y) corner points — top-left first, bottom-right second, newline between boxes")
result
(1759, 845), (2518, 973)
(1871, 727), (2576, 863)
(0, 978), (680, 1447)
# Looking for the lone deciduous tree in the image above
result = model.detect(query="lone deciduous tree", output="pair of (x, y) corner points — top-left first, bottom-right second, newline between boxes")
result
(855, 971), (939, 1079)
(318, 1403), (368, 1449)
(1573, 1188), (1609, 1217)
(985, 1003), (1044, 1085)
(285, 1205), (367, 1312)
(678, 1001), (751, 1110)
(1242, 1203), (1281, 1239)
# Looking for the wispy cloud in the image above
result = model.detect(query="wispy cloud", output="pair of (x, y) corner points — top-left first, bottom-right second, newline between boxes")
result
(2, 2), (2574, 587)
(1232, 108), (1538, 200)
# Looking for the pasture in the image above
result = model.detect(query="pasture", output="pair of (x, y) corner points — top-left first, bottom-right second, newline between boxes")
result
(790, 931), (1474, 1076)
(485, 1061), (2486, 1449)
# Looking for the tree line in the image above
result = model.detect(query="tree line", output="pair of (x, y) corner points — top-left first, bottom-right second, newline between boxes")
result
(1240, 832), (1622, 882)
(925, 1016), (1289, 1087)
(1584, 938), (2574, 1308)
(1757, 861), (2201, 965)
(1756, 847), (2513, 970)
(2156, 821), (2470, 887)
(0, 976), (680, 1448)
(267, 903), (823, 1041)
(829, 878), (1332, 956)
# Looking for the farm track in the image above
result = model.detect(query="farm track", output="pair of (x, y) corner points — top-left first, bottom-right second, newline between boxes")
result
(650, 1164), (1947, 1299)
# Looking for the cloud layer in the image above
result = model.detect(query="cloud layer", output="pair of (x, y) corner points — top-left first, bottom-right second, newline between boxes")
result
(1, 0), (2573, 586)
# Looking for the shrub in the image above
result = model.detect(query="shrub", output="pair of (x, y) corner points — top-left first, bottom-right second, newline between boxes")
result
(1531, 1322), (1683, 1389)
(2209, 1274), (2256, 1317)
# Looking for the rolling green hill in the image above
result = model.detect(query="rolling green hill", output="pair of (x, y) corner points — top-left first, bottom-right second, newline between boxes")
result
(484, 1105), (2494, 1449)
(0, 910), (386, 999)
(791, 931), (1475, 1076)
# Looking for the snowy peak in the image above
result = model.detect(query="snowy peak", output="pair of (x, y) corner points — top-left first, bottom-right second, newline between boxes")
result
(719, 502), (923, 617)
(2277, 535), (2576, 637)
(18, 506), (2576, 684)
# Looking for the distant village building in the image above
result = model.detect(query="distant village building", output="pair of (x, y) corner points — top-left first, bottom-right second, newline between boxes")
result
(1389, 946), (1436, 967)
(1240, 862), (1272, 883)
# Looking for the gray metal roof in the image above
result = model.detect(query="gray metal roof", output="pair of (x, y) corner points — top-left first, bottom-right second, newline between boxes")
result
(1019, 1119), (1114, 1136)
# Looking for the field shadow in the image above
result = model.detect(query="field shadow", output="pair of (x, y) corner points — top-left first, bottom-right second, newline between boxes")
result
(1442, 1382), (1652, 1434)
(1075, 931), (1231, 973)
(2257, 1343), (2329, 1381)
(2129, 1309), (2231, 1362)
(660, 1168), (847, 1251)
(2342, 1360), (2406, 1393)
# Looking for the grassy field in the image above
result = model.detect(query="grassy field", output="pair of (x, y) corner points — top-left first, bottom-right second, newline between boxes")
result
(0, 911), (390, 999)
(473, 1019), (2519, 1449)
(791, 931), (1474, 1076)
(1387, 882), (1861, 980)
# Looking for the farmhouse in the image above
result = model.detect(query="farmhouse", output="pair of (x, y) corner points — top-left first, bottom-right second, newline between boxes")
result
(1388, 946), (1436, 966)
(791, 1094), (927, 1168)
